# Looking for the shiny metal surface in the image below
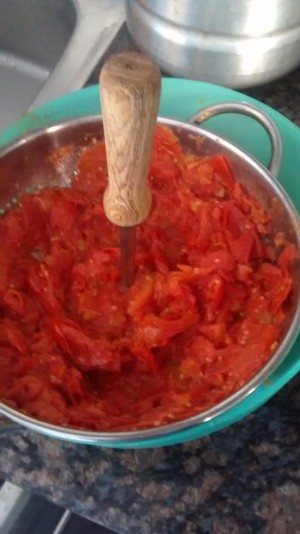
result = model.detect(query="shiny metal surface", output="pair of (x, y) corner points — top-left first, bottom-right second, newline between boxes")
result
(0, 105), (300, 444)
(190, 102), (282, 177)
(0, 0), (125, 131)
(125, 0), (300, 88)
(0, 480), (105, 534)
(0, 481), (31, 534)
(120, 226), (136, 287)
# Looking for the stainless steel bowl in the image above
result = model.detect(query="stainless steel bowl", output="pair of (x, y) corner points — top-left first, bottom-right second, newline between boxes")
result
(0, 102), (300, 446)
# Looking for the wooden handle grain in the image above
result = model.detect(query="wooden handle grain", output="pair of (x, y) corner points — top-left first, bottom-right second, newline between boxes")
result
(100, 52), (161, 227)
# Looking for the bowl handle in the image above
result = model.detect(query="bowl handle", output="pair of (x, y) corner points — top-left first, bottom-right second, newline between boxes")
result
(189, 101), (282, 179)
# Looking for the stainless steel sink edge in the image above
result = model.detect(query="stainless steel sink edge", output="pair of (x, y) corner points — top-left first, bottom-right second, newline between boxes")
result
(29, 0), (125, 110)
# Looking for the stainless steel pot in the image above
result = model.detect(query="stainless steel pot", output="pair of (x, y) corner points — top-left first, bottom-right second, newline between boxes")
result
(125, 0), (300, 88)
(0, 102), (299, 446)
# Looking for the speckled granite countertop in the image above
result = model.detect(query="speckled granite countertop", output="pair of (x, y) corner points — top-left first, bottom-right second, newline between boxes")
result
(1, 29), (300, 534)
(1, 374), (300, 534)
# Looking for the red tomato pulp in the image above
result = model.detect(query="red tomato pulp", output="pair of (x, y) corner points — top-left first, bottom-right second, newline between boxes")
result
(0, 126), (295, 430)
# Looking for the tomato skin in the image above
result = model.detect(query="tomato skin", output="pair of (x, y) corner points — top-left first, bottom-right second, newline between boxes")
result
(135, 312), (199, 348)
(2, 288), (25, 316)
(52, 318), (121, 371)
(222, 201), (247, 238)
(27, 263), (61, 315)
(199, 322), (226, 347)
(203, 275), (225, 312)
(229, 233), (254, 263)
(0, 124), (295, 431)
(197, 249), (235, 274)
(128, 274), (154, 316)
(150, 125), (184, 189)
(0, 319), (28, 355)
(210, 154), (235, 189)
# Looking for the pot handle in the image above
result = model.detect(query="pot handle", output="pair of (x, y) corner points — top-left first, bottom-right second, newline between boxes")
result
(189, 101), (282, 178)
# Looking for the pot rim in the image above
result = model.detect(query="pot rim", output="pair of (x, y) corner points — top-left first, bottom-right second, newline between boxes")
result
(1, 113), (300, 444)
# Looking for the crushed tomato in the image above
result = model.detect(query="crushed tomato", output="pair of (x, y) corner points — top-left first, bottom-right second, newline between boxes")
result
(0, 126), (296, 430)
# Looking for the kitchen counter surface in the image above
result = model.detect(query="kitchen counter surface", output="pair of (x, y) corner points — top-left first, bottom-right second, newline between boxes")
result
(1, 374), (300, 534)
(1, 28), (300, 534)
